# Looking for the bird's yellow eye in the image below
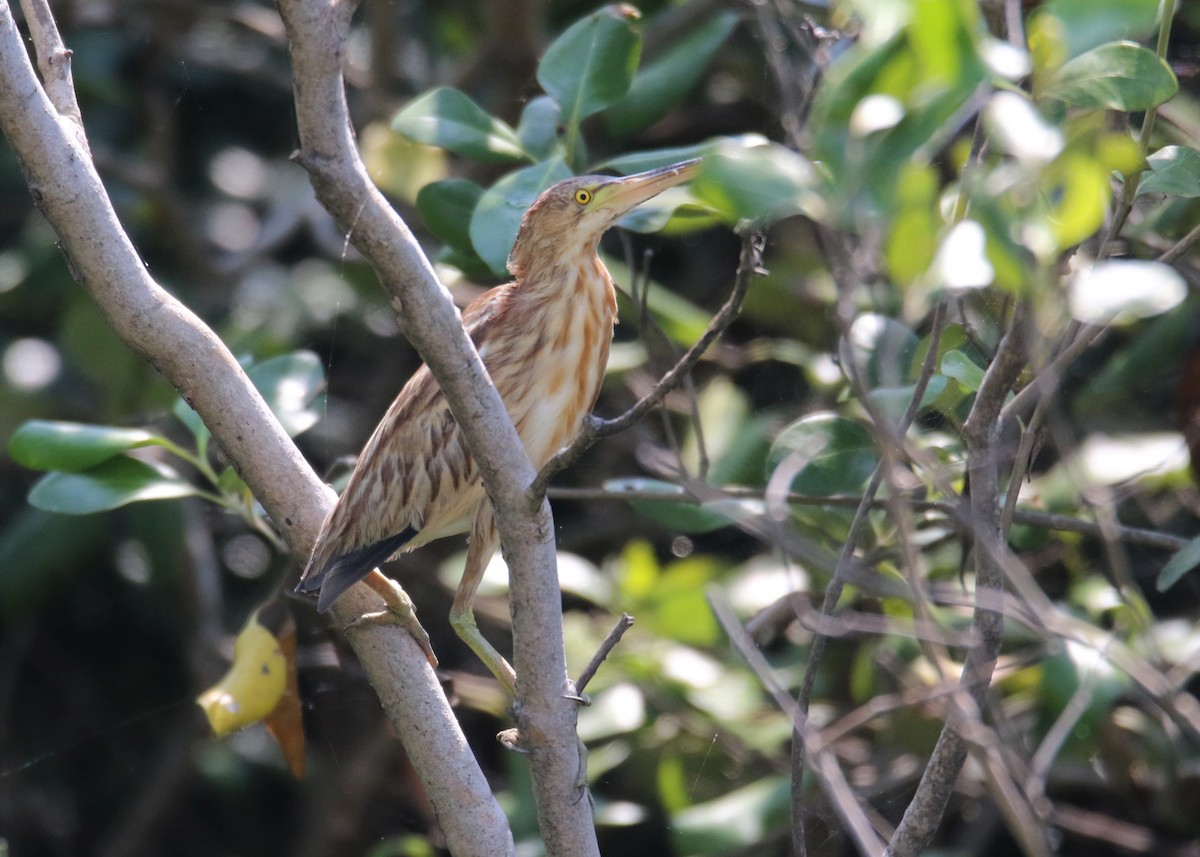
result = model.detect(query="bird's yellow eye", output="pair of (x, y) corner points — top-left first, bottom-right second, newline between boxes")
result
(574, 188), (593, 205)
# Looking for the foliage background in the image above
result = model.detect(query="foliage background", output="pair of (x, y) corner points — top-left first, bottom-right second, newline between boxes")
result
(2, 0), (1200, 855)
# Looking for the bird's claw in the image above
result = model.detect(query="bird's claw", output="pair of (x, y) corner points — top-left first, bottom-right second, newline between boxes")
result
(346, 575), (439, 669)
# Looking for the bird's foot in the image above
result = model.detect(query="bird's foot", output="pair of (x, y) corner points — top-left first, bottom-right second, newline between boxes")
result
(345, 571), (439, 669)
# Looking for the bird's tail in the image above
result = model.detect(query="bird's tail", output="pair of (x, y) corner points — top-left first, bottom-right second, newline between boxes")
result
(296, 526), (418, 612)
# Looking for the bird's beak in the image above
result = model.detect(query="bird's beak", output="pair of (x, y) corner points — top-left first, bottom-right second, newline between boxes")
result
(595, 158), (702, 218)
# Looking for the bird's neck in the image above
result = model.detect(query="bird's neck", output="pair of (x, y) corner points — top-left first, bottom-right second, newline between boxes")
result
(514, 248), (617, 319)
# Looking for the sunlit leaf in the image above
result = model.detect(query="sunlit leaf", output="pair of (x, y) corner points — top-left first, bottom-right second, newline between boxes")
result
(9, 420), (160, 472)
(1067, 260), (1186, 325)
(538, 5), (642, 131)
(391, 87), (530, 164)
(28, 457), (199, 514)
(1138, 146), (1200, 198)
(469, 157), (573, 276)
(1042, 42), (1178, 111)
(604, 11), (738, 139)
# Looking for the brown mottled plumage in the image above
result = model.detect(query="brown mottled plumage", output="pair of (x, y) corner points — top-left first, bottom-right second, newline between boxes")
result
(297, 160), (701, 690)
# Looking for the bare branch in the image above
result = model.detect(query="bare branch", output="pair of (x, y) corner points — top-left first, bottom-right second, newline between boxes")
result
(0, 3), (515, 854)
(886, 301), (1030, 857)
(275, 1), (595, 852)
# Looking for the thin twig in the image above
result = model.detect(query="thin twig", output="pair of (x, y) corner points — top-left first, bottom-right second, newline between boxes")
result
(708, 587), (889, 857)
(574, 613), (635, 695)
(17, 0), (84, 135)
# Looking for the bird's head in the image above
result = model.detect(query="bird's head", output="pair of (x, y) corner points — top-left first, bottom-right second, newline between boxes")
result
(507, 158), (701, 280)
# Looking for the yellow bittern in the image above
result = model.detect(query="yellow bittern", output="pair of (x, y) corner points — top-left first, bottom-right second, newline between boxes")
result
(297, 159), (701, 692)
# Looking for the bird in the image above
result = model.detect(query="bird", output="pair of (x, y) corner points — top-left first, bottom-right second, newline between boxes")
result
(297, 159), (702, 693)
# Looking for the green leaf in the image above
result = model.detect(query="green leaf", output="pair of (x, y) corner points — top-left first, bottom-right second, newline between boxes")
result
(1042, 42), (1178, 111)
(941, 349), (986, 393)
(469, 157), (573, 276)
(417, 178), (485, 255)
(1158, 536), (1200, 592)
(604, 478), (761, 535)
(515, 96), (562, 162)
(1138, 146), (1200, 198)
(246, 351), (325, 437)
(847, 313), (919, 389)
(537, 5), (642, 136)
(1039, 0), (1160, 60)
(595, 140), (729, 175)
(172, 397), (209, 448)
(670, 777), (789, 854)
(766, 413), (878, 496)
(9, 420), (160, 472)
(690, 139), (824, 226)
(390, 87), (530, 164)
(27, 457), (199, 514)
(604, 11), (738, 139)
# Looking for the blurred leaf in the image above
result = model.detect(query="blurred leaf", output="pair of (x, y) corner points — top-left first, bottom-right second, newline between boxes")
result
(847, 313), (919, 389)
(614, 188), (719, 235)
(604, 11), (738, 139)
(9, 420), (160, 472)
(1157, 536), (1200, 592)
(538, 5), (642, 134)
(469, 157), (573, 276)
(28, 457), (199, 514)
(417, 178), (485, 257)
(1138, 146), (1200, 198)
(359, 122), (447, 204)
(605, 478), (757, 534)
(1042, 42), (1178, 110)
(1068, 260), (1186, 325)
(691, 139), (824, 225)
(515, 95), (562, 161)
(767, 413), (878, 495)
(0, 508), (109, 620)
(1044, 151), (1112, 250)
(596, 138), (755, 174)
(1037, 0), (1160, 59)
(886, 163), (940, 285)
(670, 776), (789, 854)
(197, 607), (288, 737)
(391, 87), (530, 164)
(941, 349), (986, 393)
(173, 396), (209, 446)
(247, 351), (324, 437)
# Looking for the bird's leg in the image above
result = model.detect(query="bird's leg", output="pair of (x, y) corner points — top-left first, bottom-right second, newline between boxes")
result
(345, 569), (439, 669)
(450, 506), (517, 696)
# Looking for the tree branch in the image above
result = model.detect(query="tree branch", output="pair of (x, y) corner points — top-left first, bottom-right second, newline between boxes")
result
(885, 302), (1030, 857)
(0, 3), (516, 855)
(275, 1), (595, 853)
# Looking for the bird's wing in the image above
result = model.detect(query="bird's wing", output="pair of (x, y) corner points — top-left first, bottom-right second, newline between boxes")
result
(297, 288), (511, 609)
